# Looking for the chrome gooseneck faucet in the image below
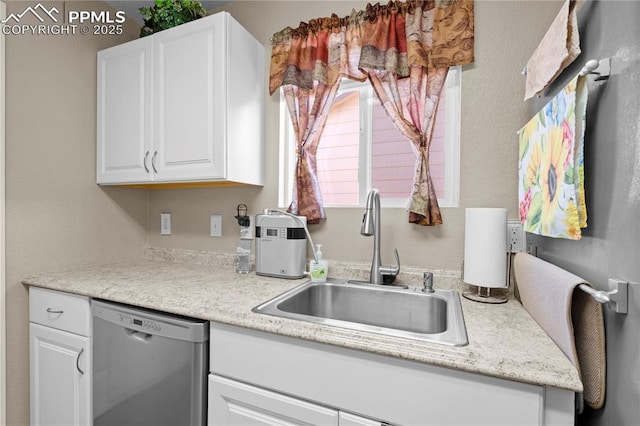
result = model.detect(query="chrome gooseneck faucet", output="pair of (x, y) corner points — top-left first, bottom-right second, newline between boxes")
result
(361, 189), (400, 284)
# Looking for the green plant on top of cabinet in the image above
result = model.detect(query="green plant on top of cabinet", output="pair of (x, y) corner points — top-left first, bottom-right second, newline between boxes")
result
(97, 12), (264, 188)
(139, 0), (208, 37)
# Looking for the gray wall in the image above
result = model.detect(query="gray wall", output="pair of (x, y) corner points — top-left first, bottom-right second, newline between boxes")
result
(4, 2), (146, 424)
(526, 1), (640, 424)
(146, 1), (560, 272)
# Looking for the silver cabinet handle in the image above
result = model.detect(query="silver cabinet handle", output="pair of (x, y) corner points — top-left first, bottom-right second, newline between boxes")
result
(46, 308), (64, 314)
(76, 348), (85, 375)
(151, 150), (158, 173)
(143, 150), (150, 173)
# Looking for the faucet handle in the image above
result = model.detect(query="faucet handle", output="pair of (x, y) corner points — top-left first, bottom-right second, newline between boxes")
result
(392, 248), (400, 276)
(380, 248), (400, 277)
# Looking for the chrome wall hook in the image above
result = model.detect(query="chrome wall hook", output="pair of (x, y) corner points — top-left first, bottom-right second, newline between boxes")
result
(579, 58), (611, 81)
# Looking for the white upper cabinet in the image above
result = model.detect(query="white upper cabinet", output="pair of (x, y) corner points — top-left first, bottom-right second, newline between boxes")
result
(153, 16), (225, 182)
(97, 12), (264, 186)
(97, 37), (153, 184)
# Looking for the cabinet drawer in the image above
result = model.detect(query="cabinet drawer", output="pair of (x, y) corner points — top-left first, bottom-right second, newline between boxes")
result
(29, 287), (91, 337)
(209, 374), (339, 425)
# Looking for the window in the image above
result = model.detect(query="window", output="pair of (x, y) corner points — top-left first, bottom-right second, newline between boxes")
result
(279, 66), (460, 208)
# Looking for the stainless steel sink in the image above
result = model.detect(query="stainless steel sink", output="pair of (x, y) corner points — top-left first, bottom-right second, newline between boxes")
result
(252, 278), (468, 346)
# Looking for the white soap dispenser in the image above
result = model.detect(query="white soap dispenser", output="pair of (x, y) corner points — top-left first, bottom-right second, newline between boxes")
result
(310, 244), (328, 283)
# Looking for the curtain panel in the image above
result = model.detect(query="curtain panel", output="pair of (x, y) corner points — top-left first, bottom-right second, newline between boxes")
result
(270, 0), (474, 225)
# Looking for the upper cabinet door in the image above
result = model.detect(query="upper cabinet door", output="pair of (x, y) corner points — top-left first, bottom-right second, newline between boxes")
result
(153, 14), (226, 182)
(97, 37), (153, 184)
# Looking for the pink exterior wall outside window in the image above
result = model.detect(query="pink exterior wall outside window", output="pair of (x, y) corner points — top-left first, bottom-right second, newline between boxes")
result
(316, 88), (446, 206)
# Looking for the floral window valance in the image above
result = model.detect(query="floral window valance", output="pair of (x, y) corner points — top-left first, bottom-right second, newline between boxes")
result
(270, 0), (474, 225)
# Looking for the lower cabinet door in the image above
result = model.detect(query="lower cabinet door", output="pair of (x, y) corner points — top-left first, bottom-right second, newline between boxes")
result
(339, 412), (384, 426)
(340, 411), (390, 426)
(30, 323), (92, 426)
(209, 374), (339, 425)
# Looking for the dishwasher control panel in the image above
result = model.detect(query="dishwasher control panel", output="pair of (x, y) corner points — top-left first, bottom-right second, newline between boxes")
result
(120, 313), (162, 333)
(92, 299), (209, 342)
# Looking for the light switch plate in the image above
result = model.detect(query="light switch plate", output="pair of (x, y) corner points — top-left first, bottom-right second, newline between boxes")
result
(160, 213), (171, 235)
(210, 215), (222, 237)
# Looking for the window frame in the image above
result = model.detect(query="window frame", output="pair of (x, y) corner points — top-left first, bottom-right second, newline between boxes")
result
(278, 66), (461, 209)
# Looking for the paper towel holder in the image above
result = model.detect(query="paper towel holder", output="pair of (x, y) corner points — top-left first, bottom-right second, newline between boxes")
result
(461, 207), (509, 304)
(461, 256), (510, 304)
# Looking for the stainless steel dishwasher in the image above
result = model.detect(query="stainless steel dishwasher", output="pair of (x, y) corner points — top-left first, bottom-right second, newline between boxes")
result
(92, 299), (209, 426)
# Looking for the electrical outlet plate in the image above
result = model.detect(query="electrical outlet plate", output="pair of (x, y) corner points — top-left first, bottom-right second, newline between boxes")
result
(507, 220), (525, 253)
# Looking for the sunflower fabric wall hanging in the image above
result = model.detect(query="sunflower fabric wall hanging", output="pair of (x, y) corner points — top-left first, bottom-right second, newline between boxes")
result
(518, 75), (588, 240)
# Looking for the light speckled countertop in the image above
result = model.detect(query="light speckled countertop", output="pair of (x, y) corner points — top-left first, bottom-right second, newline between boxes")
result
(23, 247), (582, 393)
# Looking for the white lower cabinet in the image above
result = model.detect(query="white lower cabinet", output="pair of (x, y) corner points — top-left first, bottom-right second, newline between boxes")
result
(339, 412), (388, 426)
(29, 287), (92, 426)
(209, 374), (340, 425)
(30, 324), (92, 426)
(209, 374), (386, 426)
(209, 323), (575, 426)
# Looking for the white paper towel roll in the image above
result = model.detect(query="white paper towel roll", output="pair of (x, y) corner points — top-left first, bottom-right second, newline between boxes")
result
(463, 208), (508, 288)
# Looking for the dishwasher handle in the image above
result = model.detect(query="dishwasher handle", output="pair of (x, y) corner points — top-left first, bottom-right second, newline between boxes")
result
(124, 327), (153, 343)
